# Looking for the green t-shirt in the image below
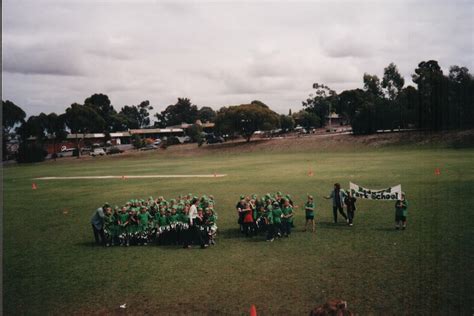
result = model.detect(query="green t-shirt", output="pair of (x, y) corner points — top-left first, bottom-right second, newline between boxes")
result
(138, 212), (150, 226)
(272, 208), (283, 224)
(118, 213), (129, 225)
(168, 214), (179, 223)
(263, 210), (274, 225)
(282, 206), (293, 222)
(158, 216), (168, 227)
(179, 213), (190, 223)
(305, 201), (315, 216)
(395, 200), (408, 217)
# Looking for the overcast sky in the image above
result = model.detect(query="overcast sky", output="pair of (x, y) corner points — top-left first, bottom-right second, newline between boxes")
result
(3, 0), (473, 118)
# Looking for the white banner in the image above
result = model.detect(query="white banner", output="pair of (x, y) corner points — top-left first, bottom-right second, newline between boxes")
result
(349, 182), (402, 200)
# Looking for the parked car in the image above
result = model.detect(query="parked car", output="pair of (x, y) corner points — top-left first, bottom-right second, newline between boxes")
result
(140, 144), (158, 151)
(106, 147), (124, 155)
(206, 134), (224, 144)
(153, 139), (162, 146)
(90, 148), (106, 156)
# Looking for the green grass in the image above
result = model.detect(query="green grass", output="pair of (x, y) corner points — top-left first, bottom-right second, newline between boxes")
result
(3, 145), (474, 315)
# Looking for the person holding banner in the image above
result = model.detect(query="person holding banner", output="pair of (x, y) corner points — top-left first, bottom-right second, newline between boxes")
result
(324, 183), (348, 224)
(344, 192), (357, 227)
(395, 193), (408, 230)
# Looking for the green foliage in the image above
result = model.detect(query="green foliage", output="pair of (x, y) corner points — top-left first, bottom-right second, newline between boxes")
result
(120, 101), (153, 129)
(382, 62), (405, 100)
(16, 142), (48, 163)
(131, 134), (145, 149)
(155, 98), (199, 127)
(2, 100), (26, 134)
(302, 84), (336, 128)
(279, 114), (295, 132)
(215, 101), (280, 142)
(188, 124), (203, 144)
(198, 106), (217, 122)
(293, 110), (321, 130)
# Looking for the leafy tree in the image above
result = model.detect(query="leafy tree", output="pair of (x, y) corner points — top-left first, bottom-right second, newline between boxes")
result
(215, 101), (279, 142)
(119, 100), (153, 129)
(351, 94), (377, 134)
(16, 142), (48, 163)
(187, 124), (204, 146)
(64, 103), (105, 156)
(84, 93), (116, 131)
(363, 73), (384, 98)
(2, 100), (26, 160)
(448, 65), (474, 128)
(412, 60), (448, 130)
(293, 110), (321, 130)
(155, 98), (199, 127)
(336, 89), (366, 125)
(131, 134), (145, 149)
(279, 114), (295, 132)
(302, 83), (336, 127)
(382, 63), (405, 100)
(2, 100), (26, 134)
(198, 106), (216, 122)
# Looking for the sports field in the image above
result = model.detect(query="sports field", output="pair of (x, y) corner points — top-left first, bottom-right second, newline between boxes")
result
(3, 138), (474, 315)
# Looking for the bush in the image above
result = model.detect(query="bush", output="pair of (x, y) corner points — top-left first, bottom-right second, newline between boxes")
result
(16, 143), (48, 163)
(132, 135), (145, 149)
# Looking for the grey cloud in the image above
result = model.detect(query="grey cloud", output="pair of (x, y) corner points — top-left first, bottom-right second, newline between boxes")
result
(2, 0), (473, 117)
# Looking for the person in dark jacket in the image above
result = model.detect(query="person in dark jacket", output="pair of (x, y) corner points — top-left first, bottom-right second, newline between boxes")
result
(344, 192), (357, 227)
(91, 203), (112, 245)
(324, 183), (348, 224)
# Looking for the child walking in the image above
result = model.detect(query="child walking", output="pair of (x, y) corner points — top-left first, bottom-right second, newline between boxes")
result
(304, 195), (316, 232)
(395, 192), (408, 230)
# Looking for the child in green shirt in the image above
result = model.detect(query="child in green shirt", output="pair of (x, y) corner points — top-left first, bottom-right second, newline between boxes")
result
(395, 193), (408, 230)
(304, 195), (315, 232)
(281, 199), (294, 237)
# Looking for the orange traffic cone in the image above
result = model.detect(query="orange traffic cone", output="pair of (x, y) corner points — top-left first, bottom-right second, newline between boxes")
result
(434, 168), (441, 176)
(250, 304), (257, 316)
(308, 168), (314, 177)
(122, 175), (126, 180)
(214, 171), (217, 178)
(32, 183), (38, 190)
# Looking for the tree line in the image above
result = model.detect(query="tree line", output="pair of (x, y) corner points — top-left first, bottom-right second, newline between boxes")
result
(302, 60), (474, 134)
(2, 59), (473, 162)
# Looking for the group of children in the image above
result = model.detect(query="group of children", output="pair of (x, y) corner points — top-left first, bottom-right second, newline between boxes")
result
(100, 194), (218, 248)
(236, 188), (409, 239)
(236, 192), (316, 241)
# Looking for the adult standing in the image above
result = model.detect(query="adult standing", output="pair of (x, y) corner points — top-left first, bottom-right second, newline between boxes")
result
(91, 203), (111, 245)
(344, 191), (357, 227)
(324, 183), (348, 223)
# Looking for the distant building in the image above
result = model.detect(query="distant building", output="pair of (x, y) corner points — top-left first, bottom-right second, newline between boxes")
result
(166, 120), (215, 133)
(325, 113), (346, 126)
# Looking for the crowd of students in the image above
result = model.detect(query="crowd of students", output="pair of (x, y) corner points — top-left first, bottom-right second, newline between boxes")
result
(235, 185), (409, 240)
(236, 192), (306, 241)
(90, 194), (218, 249)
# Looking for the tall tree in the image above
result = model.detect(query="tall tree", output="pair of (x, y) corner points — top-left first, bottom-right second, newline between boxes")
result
(363, 73), (384, 98)
(412, 60), (448, 130)
(336, 89), (366, 125)
(215, 101), (279, 142)
(279, 114), (295, 132)
(302, 83), (336, 127)
(84, 93), (118, 132)
(292, 110), (321, 130)
(2, 100), (26, 160)
(64, 103), (105, 156)
(120, 100), (153, 129)
(382, 63), (405, 100)
(198, 106), (217, 122)
(155, 98), (199, 127)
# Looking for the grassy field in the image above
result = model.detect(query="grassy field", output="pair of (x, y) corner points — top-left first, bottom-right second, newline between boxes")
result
(3, 139), (474, 315)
